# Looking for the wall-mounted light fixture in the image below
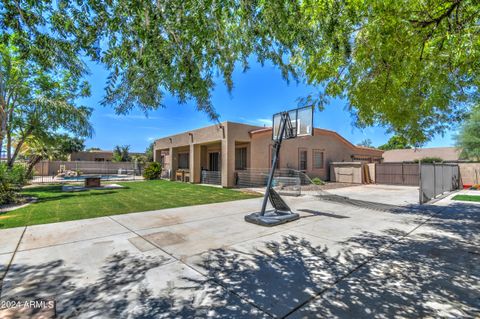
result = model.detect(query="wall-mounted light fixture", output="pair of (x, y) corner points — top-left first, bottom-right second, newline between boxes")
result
(218, 125), (225, 139)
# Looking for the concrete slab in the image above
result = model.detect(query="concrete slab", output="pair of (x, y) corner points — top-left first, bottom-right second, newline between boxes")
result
(2, 232), (173, 316)
(287, 251), (480, 319)
(1, 232), (266, 318)
(137, 215), (280, 259)
(327, 184), (420, 206)
(141, 261), (268, 318)
(111, 198), (263, 231)
(0, 227), (25, 254)
(383, 227), (480, 275)
(186, 232), (333, 318)
(283, 202), (432, 251)
(0, 253), (12, 280)
(1, 192), (478, 318)
(185, 229), (374, 318)
(17, 217), (129, 251)
(420, 202), (480, 245)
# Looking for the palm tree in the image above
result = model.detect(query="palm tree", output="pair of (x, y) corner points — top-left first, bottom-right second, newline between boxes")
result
(16, 135), (63, 177)
(113, 145), (131, 162)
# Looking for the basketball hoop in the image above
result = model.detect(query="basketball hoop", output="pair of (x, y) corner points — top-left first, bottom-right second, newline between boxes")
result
(245, 106), (314, 226)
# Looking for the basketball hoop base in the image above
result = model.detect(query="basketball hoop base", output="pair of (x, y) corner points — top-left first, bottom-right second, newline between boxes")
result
(245, 210), (299, 227)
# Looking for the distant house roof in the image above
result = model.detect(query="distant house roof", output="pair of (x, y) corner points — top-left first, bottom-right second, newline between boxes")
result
(382, 147), (461, 162)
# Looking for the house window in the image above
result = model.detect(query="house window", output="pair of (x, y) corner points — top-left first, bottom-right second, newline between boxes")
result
(313, 150), (324, 169)
(178, 153), (189, 169)
(299, 149), (308, 171)
(235, 147), (247, 170)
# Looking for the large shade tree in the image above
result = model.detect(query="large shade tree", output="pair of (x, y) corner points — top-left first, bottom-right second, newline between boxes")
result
(456, 106), (480, 160)
(0, 42), (92, 167)
(378, 135), (413, 150)
(296, 0), (478, 144)
(1, 0), (479, 145)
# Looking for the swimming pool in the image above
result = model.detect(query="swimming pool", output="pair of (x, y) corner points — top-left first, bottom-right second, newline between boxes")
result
(57, 174), (133, 181)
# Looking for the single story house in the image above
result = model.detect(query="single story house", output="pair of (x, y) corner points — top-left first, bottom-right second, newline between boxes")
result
(382, 147), (461, 162)
(70, 150), (145, 162)
(153, 122), (383, 187)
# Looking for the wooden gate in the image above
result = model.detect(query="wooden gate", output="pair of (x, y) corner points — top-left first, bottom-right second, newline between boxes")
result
(375, 163), (419, 186)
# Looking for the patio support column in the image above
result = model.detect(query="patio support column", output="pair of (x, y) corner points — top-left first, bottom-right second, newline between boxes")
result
(190, 144), (201, 183)
(221, 138), (235, 187)
(169, 147), (177, 181)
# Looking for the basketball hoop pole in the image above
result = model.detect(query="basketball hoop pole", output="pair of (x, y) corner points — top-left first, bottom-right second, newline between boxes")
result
(260, 112), (288, 216)
(245, 106), (311, 226)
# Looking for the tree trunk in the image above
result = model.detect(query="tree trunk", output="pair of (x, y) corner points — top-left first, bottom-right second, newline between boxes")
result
(8, 126), (33, 167)
(26, 155), (43, 178)
(6, 104), (14, 163)
(0, 109), (6, 160)
(6, 130), (11, 162)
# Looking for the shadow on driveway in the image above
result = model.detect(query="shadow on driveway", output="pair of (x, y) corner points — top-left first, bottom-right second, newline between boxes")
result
(1, 203), (478, 318)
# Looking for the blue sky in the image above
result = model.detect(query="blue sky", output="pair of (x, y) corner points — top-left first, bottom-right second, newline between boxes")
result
(79, 60), (456, 152)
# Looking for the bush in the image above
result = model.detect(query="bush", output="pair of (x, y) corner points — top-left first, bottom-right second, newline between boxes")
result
(143, 162), (162, 180)
(414, 157), (443, 163)
(0, 163), (30, 205)
(311, 177), (325, 185)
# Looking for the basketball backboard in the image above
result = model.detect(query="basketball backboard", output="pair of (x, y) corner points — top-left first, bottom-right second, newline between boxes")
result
(272, 106), (313, 141)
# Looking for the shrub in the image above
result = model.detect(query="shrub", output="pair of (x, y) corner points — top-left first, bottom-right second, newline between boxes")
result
(311, 177), (325, 185)
(0, 163), (30, 205)
(414, 157), (443, 163)
(143, 162), (162, 180)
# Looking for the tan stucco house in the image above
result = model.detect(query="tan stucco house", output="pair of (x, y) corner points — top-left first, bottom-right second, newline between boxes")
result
(70, 150), (115, 161)
(153, 122), (383, 187)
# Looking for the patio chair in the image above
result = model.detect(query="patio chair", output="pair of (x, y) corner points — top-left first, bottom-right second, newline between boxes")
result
(175, 170), (184, 181)
(183, 170), (190, 183)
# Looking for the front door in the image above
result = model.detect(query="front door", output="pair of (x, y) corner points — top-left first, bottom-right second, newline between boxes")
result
(209, 152), (220, 171)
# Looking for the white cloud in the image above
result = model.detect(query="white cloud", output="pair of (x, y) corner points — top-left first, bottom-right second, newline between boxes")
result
(237, 116), (272, 126)
(146, 137), (156, 141)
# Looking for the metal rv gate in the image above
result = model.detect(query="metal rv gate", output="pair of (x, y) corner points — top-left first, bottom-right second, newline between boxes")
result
(419, 163), (460, 204)
(374, 162), (460, 203)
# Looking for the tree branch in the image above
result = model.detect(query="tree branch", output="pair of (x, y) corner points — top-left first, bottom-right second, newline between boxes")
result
(409, 0), (462, 28)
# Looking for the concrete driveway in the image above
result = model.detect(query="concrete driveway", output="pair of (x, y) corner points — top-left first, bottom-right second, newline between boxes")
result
(0, 191), (478, 318)
(326, 184), (420, 206)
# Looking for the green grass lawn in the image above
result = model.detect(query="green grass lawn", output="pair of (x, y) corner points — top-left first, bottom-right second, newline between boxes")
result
(452, 194), (480, 202)
(0, 180), (261, 229)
